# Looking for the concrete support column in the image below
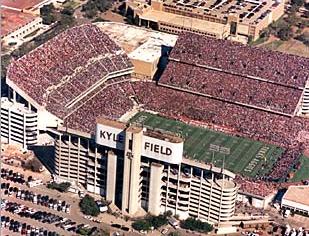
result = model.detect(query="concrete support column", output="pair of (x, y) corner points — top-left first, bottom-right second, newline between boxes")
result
(106, 151), (117, 204)
(23, 113), (26, 149)
(8, 109), (11, 144)
(77, 137), (80, 183)
(207, 172), (214, 222)
(122, 127), (143, 215)
(148, 163), (164, 215)
(197, 170), (203, 218)
(13, 90), (16, 102)
(58, 134), (62, 177)
(68, 135), (71, 180)
(94, 146), (98, 193)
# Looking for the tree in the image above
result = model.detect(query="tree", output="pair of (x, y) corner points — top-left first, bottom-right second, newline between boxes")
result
(42, 14), (56, 25)
(47, 182), (71, 192)
(132, 220), (152, 231)
(40, 3), (55, 16)
(61, 6), (74, 16)
(40, 3), (56, 25)
(81, 0), (113, 18)
(1, 55), (11, 79)
(168, 232), (181, 236)
(59, 12), (75, 26)
(148, 214), (168, 229)
(23, 158), (43, 172)
(296, 33), (309, 46)
(132, 214), (168, 231)
(77, 227), (91, 235)
(180, 218), (213, 233)
(164, 210), (173, 217)
(79, 195), (100, 216)
(277, 26), (293, 41)
(291, 0), (304, 7)
(285, 11), (299, 25)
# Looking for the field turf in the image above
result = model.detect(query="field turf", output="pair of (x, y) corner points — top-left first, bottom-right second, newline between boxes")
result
(290, 155), (309, 182)
(130, 112), (284, 178)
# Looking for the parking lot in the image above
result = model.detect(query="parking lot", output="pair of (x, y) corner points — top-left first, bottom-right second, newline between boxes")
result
(0, 164), (142, 236)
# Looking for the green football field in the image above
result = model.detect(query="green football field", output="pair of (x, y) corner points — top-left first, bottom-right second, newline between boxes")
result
(130, 112), (284, 178)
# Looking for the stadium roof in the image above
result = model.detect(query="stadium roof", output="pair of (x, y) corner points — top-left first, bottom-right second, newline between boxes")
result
(282, 185), (309, 206)
(2, 0), (49, 10)
(7, 24), (134, 120)
(1, 8), (37, 38)
(137, 9), (226, 36)
(170, 32), (309, 88)
(96, 22), (178, 63)
(139, 0), (281, 25)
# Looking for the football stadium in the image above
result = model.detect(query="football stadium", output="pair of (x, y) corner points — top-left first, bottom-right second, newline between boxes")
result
(130, 111), (284, 178)
(2, 22), (309, 223)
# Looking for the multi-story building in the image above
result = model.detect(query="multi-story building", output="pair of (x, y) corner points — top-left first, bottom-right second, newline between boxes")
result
(1, 97), (38, 148)
(54, 118), (238, 223)
(1, 8), (43, 46)
(125, 0), (284, 43)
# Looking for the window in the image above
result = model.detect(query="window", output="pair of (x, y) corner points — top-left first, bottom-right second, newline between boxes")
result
(230, 21), (237, 35)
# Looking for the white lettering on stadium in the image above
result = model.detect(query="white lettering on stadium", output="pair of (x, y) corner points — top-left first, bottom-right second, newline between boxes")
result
(96, 123), (183, 164)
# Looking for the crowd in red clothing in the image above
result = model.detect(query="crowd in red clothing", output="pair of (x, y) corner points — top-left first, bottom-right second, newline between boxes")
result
(132, 81), (308, 180)
(235, 176), (278, 197)
(64, 78), (135, 133)
(170, 32), (309, 88)
(7, 24), (133, 111)
(159, 61), (302, 115)
(7, 26), (309, 183)
(58, 78), (307, 180)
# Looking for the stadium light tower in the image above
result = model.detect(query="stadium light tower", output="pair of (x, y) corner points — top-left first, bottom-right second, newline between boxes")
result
(209, 144), (230, 171)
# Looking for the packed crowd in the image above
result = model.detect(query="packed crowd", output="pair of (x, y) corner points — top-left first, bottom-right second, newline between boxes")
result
(133, 82), (308, 147)
(7, 24), (133, 109)
(170, 32), (309, 88)
(268, 145), (303, 180)
(235, 176), (278, 197)
(132, 81), (307, 179)
(64, 80), (135, 133)
(7, 25), (309, 182)
(160, 61), (302, 115)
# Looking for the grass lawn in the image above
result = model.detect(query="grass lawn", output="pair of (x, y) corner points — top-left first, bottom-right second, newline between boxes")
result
(130, 112), (284, 178)
(63, 0), (81, 9)
(290, 155), (309, 182)
(261, 40), (284, 50)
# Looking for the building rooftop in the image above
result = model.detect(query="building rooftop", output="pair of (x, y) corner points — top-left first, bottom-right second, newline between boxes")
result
(138, 9), (226, 36)
(216, 178), (237, 189)
(283, 185), (309, 206)
(2, 0), (47, 10)
(157, 0), (280, 25)
(96, 22), (178, 63)
(1, 8), (37, 38)
(97, 117), (127, 130)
